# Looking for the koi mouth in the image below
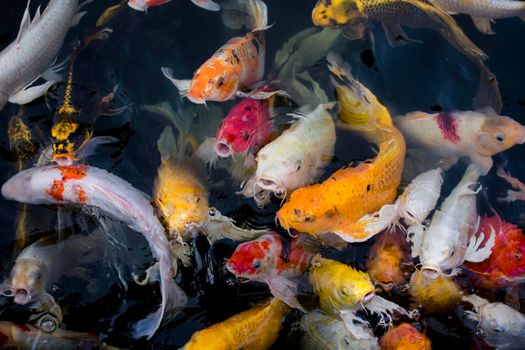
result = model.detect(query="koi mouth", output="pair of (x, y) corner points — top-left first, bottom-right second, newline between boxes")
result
(362, 291), (375, 304)
(215, 141), (232, 158)
(13, 288), (31, 305)
(379, 281), (394, 291)
(421, 266), (440, 279)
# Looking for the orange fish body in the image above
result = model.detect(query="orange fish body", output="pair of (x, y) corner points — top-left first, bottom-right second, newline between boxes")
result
(379, 323), (432, 350)
(182, 298), (289, 350)
(408, 269), (464, 314)
(277, 53), (405, 243)
(464, 214), (525, 289)
(366, 228), (412, 292)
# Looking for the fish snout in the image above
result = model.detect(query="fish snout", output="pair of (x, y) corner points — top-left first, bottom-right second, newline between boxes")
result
(362, 291), (375, 304)
(215, 141), (232, 158)
(13, 288), (31, 305)
(379, 281), (395, 291)
(421, 266), (441, 279)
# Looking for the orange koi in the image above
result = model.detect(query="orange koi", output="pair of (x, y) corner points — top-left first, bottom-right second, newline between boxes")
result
(277, 53), (405, 243)
(379, 323), (432, 350)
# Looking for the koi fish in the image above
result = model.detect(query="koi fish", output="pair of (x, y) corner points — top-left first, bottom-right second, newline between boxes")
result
(311, 0), (502, 111)
(129, 0), (220, 12)
(182, 298), (289, 350)
(196, 97), (272, 166)
(308, 255), (411, 340)
(379, 323), (432, 350)
(408, 268), (464, 314)
(226, 232), (312, 311)
(395, 109), (525, 175)
(162, 0), (275, 104)
(0, 321), (112, 350)
(1, 165), (187, 339)
(414, 165), (495, 278)
(295, 311), (379, 350)
(366, 228), (413, 293)
(497, 168), (525, 203)
(241, 103), (336, 208)
(277, 53), (405, 243)
(463, 214), (525, 289)
(463, 294), (525, 350)
(428, 0), (525, 34)
(0, 0), (87, 111)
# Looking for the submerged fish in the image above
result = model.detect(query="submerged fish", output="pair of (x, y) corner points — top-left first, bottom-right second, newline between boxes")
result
(0, 0), (85, 111)
(295, 311), (379, 350)
(414, 165), (495, 278)
(463, 214), (525, 289)
(129, 0), (220, 12)
(498, 168), (525, 203)
(379, 323), (432, 350)
(277, 53), (405, 243)
(162, 0), (274, 104)
(463, 294), (525, 350)
(197, 97), (273, 165)
(395, 109), (525, 175)
(429, 0), (525, 34)
(308, 255), (410, 339)
(311, 0), (502, 111)
(182, 298), (289, 350)
(226, 232), (312, 310)
(241, 103), (336, 208)
(0, 321), (112, 350)
(1, 165), (186, 339)
(366, 228), (413, 293)
(408, 268), (464, 314)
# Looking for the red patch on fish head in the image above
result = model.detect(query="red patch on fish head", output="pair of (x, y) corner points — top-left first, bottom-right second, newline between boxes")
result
(46, 165), (88, 201)
(226, 236), (274, 278)
(217, 98), (271, 154)
(434, 112), (460, 144)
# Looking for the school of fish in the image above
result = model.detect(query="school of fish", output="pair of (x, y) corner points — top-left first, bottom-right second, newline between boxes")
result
(0, 0), (523, 349)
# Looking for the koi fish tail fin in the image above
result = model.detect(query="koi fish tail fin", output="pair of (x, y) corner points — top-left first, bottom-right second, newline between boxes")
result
(327, 52), (393, 134)
(222, 0), (269, 31)
(473, 63), (502, 113)
(190, 0), (221, 11)
(131, 246), (187, 339)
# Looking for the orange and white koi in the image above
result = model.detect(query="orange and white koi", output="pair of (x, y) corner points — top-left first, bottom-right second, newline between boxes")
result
(162, 0), (274, 104)
(1, 165), (186, 339)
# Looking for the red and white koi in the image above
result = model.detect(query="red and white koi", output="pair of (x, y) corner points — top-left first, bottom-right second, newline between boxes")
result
(1, 165), (186, 339)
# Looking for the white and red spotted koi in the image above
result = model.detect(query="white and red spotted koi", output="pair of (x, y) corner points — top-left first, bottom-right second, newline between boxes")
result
(395, 108), (525, 175)
(1, 165), (187, 339)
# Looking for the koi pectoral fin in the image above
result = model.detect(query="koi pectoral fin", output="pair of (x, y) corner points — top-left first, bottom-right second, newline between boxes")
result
(473, 65), (502, 114)
(464, 224), (496, 263)
(382, 22), (422, 47)
(203, 208), (266, 243)
(471, 17), (495, 35)
(339, 310), (372, 340)
(236, 88), (289, 100)
(8, 81), (56, 105)
(191, 0), (221, 11)
(364, 295), (413, 327)
(161, 67), (191, 97)
(267, 277), (305, 312)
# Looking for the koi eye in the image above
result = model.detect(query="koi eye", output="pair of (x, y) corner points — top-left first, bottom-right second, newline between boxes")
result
(36, 272), (42, 281)
(343, 336), (351, 346)
(217, 78), (224, 87)
(303, 215), (315, 223)
(340, 287), (348, 296)
(493, 327), (504, 333)
(450, 250), (455, 257)
(253, 260), (261, 269)
(496, 134), (505, 142)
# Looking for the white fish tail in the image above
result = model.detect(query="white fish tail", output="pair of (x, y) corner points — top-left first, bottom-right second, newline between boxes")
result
(161, 67), (190, 98)
(222, 0), (268, 31)
(190, 0), (221, 11)
(464, 224), (496, 263)
(131, 248), (187, 339)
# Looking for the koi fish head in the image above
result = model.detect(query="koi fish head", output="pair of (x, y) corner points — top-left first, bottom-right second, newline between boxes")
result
(310, 256), (375, 313)
(473, 302), (525, 348)
(277, 190), (332, 235)
(216, 98), (271, 156)
(5, 259), (46, 305)
(226, 233), (281, 282)
(312, 0), (362, 27)
(187, 63), (239, 104)
(1, 166), (61, 205)
(477, 115), (525, 156)
(379, 323), (432, 350)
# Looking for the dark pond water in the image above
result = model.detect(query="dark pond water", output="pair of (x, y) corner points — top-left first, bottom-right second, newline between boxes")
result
(0, 0), (524, 349)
